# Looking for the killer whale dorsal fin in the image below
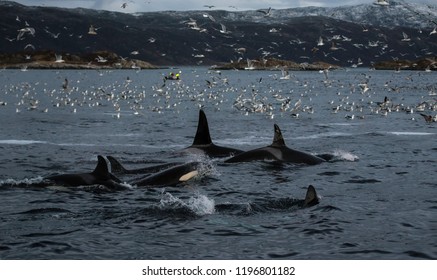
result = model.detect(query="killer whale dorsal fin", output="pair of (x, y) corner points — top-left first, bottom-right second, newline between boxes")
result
(107, 156), (127, 174)
(303, 185), (319, 207)
(192, 109), (212, 146)
(92, 155), (110, 179)
(271, 124), (286, 147)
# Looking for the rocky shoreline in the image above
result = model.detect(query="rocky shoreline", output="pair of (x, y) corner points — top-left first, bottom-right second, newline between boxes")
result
(2, 50), (436, 71)
(0, 50), (157, 70)
(212, 57), (340, 71)
(373, 57), (437, 71)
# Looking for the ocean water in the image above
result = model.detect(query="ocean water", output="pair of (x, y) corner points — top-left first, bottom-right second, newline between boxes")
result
(0, 67), (436, 259)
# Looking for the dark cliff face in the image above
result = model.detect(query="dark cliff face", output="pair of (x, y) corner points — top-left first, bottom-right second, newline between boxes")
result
(1, 1), (436, 67)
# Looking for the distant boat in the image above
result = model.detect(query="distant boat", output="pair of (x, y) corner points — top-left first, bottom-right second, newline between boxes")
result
(164, 71), (181, 81)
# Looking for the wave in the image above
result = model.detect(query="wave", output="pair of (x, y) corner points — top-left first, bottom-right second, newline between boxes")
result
(387, 131), (435, 136)
(295, 132), (354, 140)
(0, 176), (135, 192)
(0, 140), (47, 145)
(0, 139), (178, 149)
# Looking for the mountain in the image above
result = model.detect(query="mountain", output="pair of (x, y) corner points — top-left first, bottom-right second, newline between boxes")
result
(0, 0), (436, 68)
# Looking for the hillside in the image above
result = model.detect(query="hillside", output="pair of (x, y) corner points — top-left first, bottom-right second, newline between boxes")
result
(0, 0), (436, 68)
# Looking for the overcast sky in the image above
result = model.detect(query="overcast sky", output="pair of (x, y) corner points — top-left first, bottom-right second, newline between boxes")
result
(10, 0), (436, 13)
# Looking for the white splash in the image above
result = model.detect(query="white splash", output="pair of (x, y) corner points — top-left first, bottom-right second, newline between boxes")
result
(333, 149), (359, 161)
(0, 176), (45, 187)
(159, 192), (215, 216)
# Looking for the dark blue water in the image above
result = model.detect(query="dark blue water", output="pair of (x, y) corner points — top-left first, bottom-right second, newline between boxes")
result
(0, 67), (436, 259)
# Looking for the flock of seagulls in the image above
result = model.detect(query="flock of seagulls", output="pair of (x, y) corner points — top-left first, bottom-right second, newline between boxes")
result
(1, 66), (436, 125)
(0, 1), (435, 123)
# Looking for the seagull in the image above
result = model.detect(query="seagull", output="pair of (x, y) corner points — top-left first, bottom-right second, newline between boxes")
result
(88, 25), (97, 35)
(45, 29), (60, 38)
(430, 27), (437, 35)
(219, 23), (230, 34)
(55, 54), (65, 63)
(374, 0), (389, 6)
(203, 13), (216, 22)
(358, 82), (369, 93)
(401, 32), (411, 42)
(257, 7), (272, 17)
(317, 36), (324, 46)
(24, 44), (35, 50)
(17, 27), (35, 40)
(95, 56), (107, 63)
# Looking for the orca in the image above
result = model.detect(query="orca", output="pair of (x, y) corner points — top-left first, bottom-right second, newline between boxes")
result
(44, 155), (125, 189)
(224, 124), (325, 165)
(181, 110), (243, 158)
(215, 185), (320, 214)
(301, 185), (320, 208)
(131, 161), (202, 188)
(258, 185), (320, 209)
(107, 156), (182, 175)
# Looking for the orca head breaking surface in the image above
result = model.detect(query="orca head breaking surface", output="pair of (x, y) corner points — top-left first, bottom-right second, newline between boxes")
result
(131, 161), (202, 188)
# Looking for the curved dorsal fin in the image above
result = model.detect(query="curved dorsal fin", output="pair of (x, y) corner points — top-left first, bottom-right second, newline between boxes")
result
(107, 156), (128, 174)
(192, 109), (212, 145)
(303, 185), (319, 207)
(92, 155), (110, 179)
(271, 124), (286, 147)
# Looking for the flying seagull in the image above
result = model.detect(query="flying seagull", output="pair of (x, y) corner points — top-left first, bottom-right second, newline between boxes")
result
(257, 7), (272, 17)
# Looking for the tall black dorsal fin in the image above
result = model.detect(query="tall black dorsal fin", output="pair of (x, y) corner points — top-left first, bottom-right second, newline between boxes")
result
(107, 156), (128, 174)
(192, 109), (212, 145)
(271, 124), (286, 147)
(303, 185), (319, 207)
(92, 155), (110, 179)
